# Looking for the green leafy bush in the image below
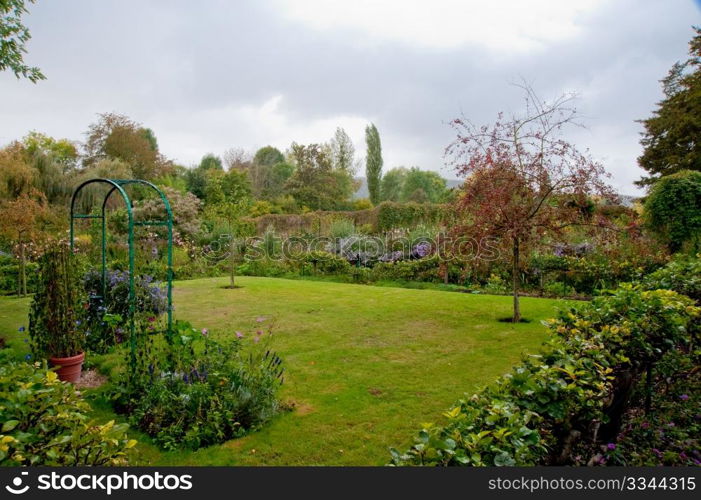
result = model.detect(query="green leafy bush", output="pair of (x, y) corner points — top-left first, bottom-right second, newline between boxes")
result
(0, 362), (135, 465)
(0, 255), (39, 295)
(376, 202), (445, 232)
(114, 320), (284, 450)
(297, 251), (352, 275)
(390, 286), (699, 466)
(28, 245), (84, 358)
(641, 255), (701, 302)
(371, 255), (443, 283)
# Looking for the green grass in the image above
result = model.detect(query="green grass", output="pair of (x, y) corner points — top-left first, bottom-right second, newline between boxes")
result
(0, 276), (571, 465)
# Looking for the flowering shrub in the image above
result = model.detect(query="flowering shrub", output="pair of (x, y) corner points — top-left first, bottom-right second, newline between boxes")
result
(113, 319), (284, 450)
(82, 269), (167, 352)
(0, 362), (136, 465)
(390, 286), (699, 466)
(596, 352), (700, 466)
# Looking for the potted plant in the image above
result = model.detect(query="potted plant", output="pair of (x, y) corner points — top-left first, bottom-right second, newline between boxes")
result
(29, 244), (85, 382)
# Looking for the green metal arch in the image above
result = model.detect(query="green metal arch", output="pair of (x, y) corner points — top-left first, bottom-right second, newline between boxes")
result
(69, 178), (174, 351)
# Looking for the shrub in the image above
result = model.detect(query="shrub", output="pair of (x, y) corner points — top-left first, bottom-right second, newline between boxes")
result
(0, 362), (135, 465)
(0, 255), (39, 295)
(237, 258), (289, 278)
(390, 286), (699, 466)
(641, 255), (701, 302)
(644, 170), (701, 252)
(114, 320), (284, 450)
(371, 255), (443, 283)
(28, 245), (84, 359)
(82, 269), (167, 352)
(298, 251), (352, 275)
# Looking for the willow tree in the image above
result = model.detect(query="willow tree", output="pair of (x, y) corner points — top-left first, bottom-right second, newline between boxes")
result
(0, 191), (51, 296)
(448, 85), (612, 322)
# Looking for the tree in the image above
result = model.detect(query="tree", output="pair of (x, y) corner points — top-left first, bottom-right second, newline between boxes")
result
(198, 153), (223, 171)
(136, 186), (201, 241)
(0, 190), (51, 296)
(223, 148), (251, 171)
(83, 113), (165, 179)
(249, 146), (292, 200)
(22, 131), (78, 171)
(365, 123), (383, 205)
(401, 167), (449, 203)
(644, 170), (701, 252)
(637, 28), (701, 186)
(380, 167), (407, 202)
(207, 169), (252, 288)
(330, 127), (356, 173)
(448, 85), (611, 322)
(185, 166), (209, 200)
(0, 141), (34, 199)
(285, 143), (354, 210)
(252, 146), (284, 168)
(0, 0), (44, 82)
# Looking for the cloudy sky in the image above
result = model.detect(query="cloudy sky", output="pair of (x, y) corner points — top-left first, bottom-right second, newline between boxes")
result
(1, 0), (699, 194)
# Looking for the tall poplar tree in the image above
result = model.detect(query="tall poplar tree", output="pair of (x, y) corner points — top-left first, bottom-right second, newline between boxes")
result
(365, 123), (383, 205)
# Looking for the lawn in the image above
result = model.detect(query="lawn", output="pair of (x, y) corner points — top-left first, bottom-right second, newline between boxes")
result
(0, 276), (570, 465)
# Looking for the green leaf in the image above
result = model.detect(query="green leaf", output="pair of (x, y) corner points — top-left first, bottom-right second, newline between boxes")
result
(2, 420), (19, 432)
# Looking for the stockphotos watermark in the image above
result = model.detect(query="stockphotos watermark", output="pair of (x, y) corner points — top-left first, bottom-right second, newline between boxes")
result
(4, 470), (192, 495)
(201, 233), (502, 264)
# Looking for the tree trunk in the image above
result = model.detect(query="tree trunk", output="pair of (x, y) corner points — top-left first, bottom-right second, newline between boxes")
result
(512, 237), (521, 323)
(229, 236), (236, 288)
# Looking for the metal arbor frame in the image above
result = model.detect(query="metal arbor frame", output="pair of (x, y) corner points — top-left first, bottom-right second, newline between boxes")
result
(69, 179), (174, 345)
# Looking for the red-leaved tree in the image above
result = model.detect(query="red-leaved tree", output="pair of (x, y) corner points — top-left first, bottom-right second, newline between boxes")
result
(447, 85), (613, 322)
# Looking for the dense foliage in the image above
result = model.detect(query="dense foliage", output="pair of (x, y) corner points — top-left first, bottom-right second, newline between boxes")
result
(0, 361), (135, 465)
(390, 260), (700, 466)
(644, 170), (701, 252)
(112, 319), (284, 450)
(28, 245), (84, 358)
(637, 28), (701, 186)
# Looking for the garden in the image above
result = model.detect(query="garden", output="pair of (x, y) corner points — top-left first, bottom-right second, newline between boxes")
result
(0, 14), (700, 468)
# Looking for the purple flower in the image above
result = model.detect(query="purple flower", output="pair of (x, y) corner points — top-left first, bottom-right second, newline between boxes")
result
(256, 316), (266, 323)
(24, 353), (31, 361)
(607, 443), (616, 451)
(652, 448), (662, 456)
(201, 328), (208, 336)
(667, 422), (675, 427)
(18, 326), (25, 332)
(680, 452), (688, 460)
(641, 422), (649, 429)
(235, 331), (244, 339)
(680, 394), (689, 401)
(256, 330), (263, 336)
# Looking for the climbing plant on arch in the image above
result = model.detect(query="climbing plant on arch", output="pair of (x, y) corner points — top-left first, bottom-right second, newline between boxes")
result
(69, 179), (174, 367)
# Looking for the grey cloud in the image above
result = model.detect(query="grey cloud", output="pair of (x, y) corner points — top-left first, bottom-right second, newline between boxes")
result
(0, 0), (698, 194)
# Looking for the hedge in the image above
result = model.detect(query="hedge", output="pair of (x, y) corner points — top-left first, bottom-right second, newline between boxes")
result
(390, 281), (700, 466)
(247, 202), (447, 235)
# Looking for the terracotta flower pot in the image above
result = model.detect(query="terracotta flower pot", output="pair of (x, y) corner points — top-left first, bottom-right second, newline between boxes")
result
(48, 352), (85, 383)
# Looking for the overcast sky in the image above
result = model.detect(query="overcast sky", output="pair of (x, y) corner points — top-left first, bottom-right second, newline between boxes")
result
(1, 0), (699, 195)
